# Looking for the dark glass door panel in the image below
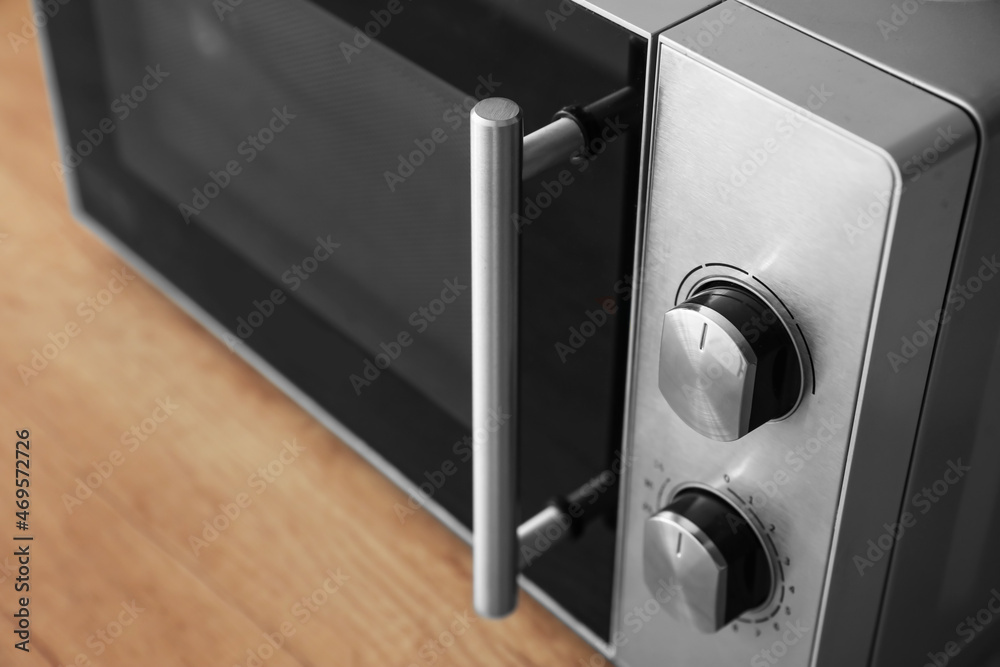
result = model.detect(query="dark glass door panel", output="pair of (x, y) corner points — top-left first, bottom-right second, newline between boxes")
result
(46, 0), (645, 640)
(92, 0), (477, 423)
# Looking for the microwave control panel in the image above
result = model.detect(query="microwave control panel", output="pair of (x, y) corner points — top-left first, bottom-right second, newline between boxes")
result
(614, 4), (975, 666)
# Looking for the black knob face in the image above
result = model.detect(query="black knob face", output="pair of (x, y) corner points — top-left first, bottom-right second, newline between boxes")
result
(659, 283), (803, 441)
(643, 489), (773, 632)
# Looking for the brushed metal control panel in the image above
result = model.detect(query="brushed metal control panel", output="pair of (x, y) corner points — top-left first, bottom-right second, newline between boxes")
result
(614, 4), (976, 666)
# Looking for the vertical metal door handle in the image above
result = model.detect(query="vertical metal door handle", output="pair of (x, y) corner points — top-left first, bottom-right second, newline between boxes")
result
(470, 98), (586, 618)
(471, 99), (523, 618)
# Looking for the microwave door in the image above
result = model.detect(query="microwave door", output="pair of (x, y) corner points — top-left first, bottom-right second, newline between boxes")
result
(47, 0), (646, 643)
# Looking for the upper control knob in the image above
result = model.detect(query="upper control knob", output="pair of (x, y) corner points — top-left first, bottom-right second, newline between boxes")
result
(644, 489), (772, 633)
(659, 283), (802, 441)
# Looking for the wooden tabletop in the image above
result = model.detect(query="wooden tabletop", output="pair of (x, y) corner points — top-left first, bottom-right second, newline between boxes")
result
(0, 0), (595, 664)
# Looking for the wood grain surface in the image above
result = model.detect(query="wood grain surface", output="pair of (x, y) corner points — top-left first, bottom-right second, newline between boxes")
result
(0, 0), (597, 664)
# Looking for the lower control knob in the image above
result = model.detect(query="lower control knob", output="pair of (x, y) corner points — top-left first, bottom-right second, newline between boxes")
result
(643, 489), (772, 633)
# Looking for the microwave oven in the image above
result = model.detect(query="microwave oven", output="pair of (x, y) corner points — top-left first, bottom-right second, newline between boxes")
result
(40, 0), (1000, 665)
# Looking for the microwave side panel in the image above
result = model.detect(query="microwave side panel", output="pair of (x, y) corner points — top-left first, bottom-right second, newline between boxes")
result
(720, 9), (1000, 663)
(614, 3), (976, 666)
(862, 25), (1000, 667)
(742, 1), (1000, 665)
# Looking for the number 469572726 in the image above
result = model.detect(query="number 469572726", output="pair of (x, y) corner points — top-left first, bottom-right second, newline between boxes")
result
(15, 429), (30, 529)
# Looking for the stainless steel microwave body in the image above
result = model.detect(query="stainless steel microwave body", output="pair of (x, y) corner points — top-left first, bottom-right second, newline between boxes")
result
(40, 0), (1000, 665)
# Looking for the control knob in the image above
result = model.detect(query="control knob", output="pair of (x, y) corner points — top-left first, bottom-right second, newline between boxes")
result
(659, 283), (802, 441)
(643, 489), (772, 633)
